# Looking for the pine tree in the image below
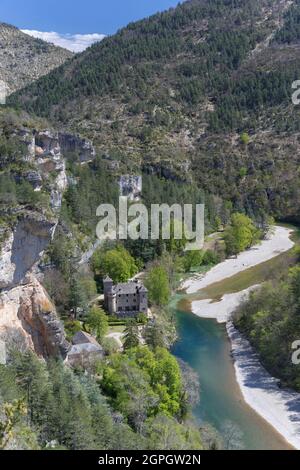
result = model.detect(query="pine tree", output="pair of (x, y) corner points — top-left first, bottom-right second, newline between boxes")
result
(123, 319), (140, 350)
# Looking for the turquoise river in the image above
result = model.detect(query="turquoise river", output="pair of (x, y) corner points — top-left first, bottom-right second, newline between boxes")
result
(170, 226), (300, 450)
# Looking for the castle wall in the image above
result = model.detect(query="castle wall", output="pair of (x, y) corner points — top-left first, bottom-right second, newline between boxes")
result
(139, 293), (148, 313)
(107, 294), (116, 314)
(116, 292), (139, 312)
(103, 280), (148, 317)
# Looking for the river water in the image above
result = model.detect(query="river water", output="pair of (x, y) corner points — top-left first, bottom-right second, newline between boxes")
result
(170, 228), (299, 450)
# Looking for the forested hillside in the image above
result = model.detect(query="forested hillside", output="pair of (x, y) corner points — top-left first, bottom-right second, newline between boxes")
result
(8, 0), (300, 222)
(0, 349), (204, 450)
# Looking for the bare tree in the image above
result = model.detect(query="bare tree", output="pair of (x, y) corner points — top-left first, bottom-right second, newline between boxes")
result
(221, 420), (244, 450)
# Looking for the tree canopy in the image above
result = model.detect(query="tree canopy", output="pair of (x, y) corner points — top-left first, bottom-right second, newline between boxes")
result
(92, 245), (138, 283)
(145, 266), (170, 306)
(224, 213), (260, 256)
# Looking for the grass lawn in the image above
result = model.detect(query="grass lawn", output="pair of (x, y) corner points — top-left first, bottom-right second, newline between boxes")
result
(108, 325), (126, 334)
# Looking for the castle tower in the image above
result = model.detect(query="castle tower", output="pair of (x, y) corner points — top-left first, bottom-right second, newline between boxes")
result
(138, 285), (148, 314)
(103, 276), (113, 310)
(107, 291), (117, 315)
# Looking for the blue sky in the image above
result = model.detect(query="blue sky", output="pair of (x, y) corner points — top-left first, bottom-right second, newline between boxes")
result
(0, 0), (180, 51)
(0, 0), (180, 35)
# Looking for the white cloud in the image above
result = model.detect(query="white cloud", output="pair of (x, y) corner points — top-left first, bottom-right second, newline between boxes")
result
(21, 29), (106, 53)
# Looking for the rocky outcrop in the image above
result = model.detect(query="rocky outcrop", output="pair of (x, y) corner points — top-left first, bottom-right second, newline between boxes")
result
(9, 128), (96, 210)
(35, 130), (61, 157)
(0, 277), (70, 358)
(119, 175), (142, 201)
(58, 133), (95, 163)
(15, 128), (35, 161)
(34, 130), (68, 210)
(12, 128), (68, 210)
(15, 128), (97, 209)
(143, 160), (192, 183)
(0, 213), (56, 290)
(0, 231), (15, 291)
(0, 339), (6, 364)
(50, 169), (68, 209)
(20, 170), (43, 191)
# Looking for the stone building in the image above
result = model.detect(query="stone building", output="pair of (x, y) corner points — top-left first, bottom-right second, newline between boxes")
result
(103, 277), (148, 318)
(66, 331), (104, 368)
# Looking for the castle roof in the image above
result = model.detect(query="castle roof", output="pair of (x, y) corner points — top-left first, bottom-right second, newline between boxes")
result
(68, 343), (103, 356)
(113, 280), (148, 295)
(72, 331), (101, 347)
(138, 285), (148, 293)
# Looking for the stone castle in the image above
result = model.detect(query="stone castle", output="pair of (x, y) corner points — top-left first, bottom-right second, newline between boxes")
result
(103, 276), (148, 317)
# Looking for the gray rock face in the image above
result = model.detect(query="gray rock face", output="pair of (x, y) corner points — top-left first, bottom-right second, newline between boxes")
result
(35, 130), (61, 157)
(13, 129), (68, 210)
(15, 128), (35, 161)
(12, 215), (56, 286)
(50, 168), (68, 209)
(21, 170), (43, 190)
(9, 128), (95, 210)
(59, 133), (96, 163)
(119, 175), (142, 201)
(0, 231), (15, 290)
(35, 130), (68, 209)
(0, 340), (6, 364)
(0, 213), (56, 290)
(37, 308), (70, 358)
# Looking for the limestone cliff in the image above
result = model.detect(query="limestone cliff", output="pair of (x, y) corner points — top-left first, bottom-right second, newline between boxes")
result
(0, 121), (87, 359)
(0, 212), (56, 290)
(18, 128), (69, 211)
(0, 277), (70, 359)
(0, 211), (70, 360)
(0, 105), (99, 359)
(119, 175), (142, 201)
(16, 128), (95, 209)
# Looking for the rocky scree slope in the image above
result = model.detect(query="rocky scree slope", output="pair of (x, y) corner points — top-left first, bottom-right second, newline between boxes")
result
(0, 22), (72, 95)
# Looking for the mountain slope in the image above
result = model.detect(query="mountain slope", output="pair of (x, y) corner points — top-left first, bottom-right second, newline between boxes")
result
(0, 23), (73, 95)
(9, 0), (300, 222)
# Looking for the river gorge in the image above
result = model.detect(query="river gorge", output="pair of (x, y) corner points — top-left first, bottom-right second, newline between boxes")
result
(171, 226), (300, 450)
